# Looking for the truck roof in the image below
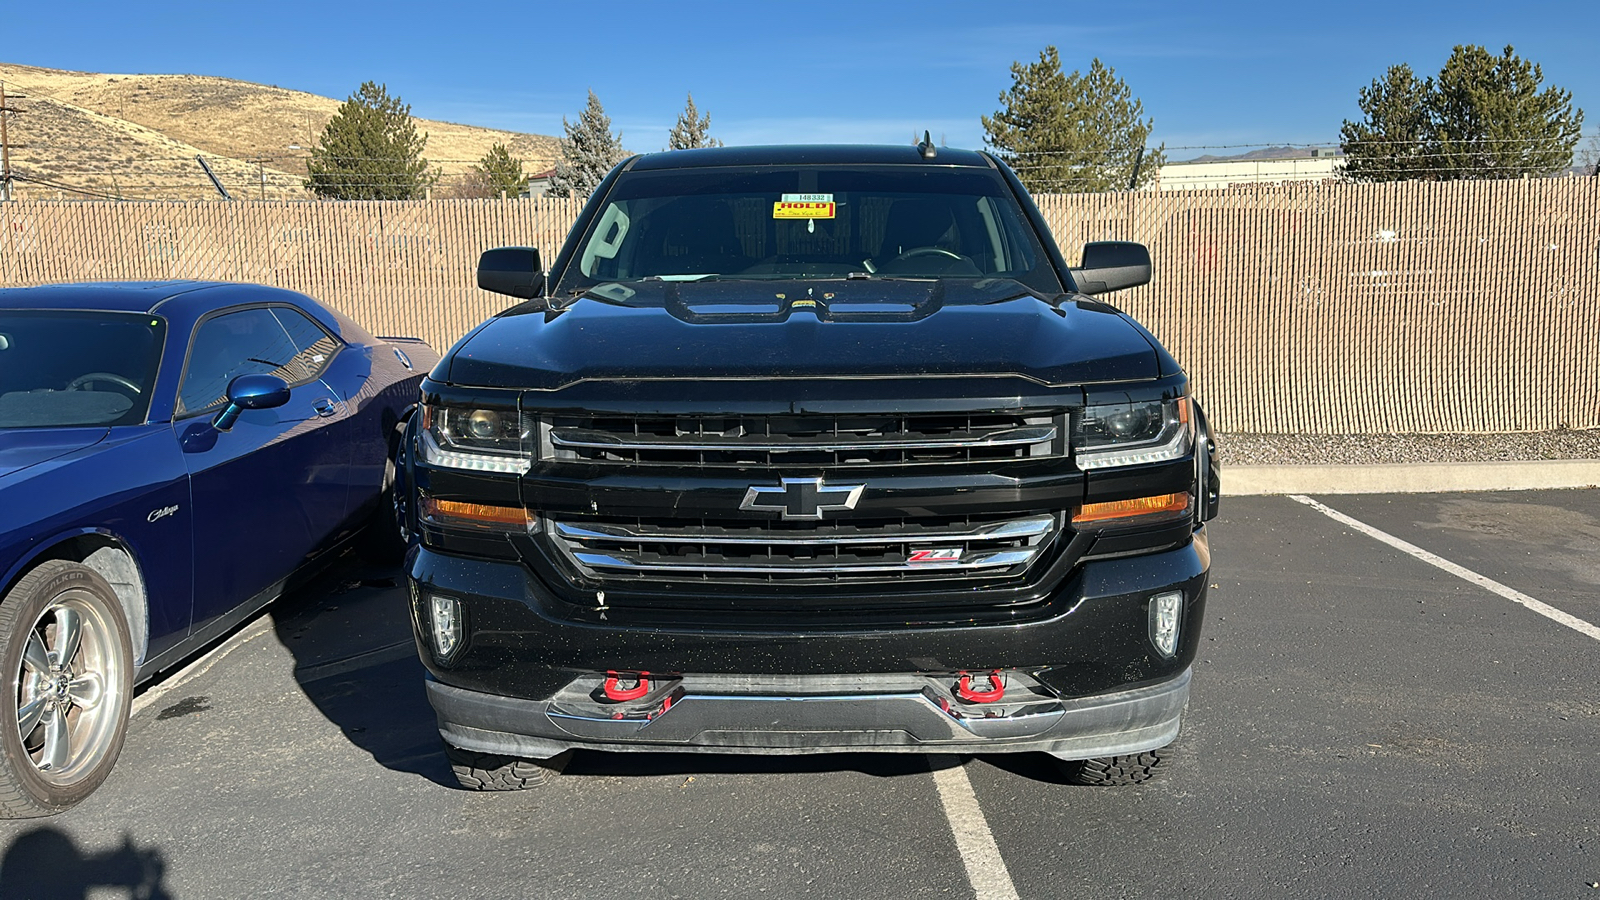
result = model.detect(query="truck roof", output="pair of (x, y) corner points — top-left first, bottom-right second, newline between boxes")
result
(626, 144), (994, 172)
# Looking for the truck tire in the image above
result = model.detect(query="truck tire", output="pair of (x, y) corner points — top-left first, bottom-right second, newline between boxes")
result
(445, 744), (565, 791)
(0, 561), (134, 818)
(1058, 749), (1165, 786)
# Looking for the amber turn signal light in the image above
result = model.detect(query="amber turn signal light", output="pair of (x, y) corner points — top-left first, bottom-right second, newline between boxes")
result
(1071, 492), (1189, 525)
(420, 496), (529, 529)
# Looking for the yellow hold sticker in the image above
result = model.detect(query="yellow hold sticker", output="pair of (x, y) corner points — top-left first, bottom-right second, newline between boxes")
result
(773, 201), (836, 220)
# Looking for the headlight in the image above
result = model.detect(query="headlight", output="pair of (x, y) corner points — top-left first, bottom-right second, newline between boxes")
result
(1074, 396), (1192, 470)
(418, 403), (532, 473)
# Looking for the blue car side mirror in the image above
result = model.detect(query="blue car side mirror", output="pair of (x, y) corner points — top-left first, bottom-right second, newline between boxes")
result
(213, 373), (291, 431)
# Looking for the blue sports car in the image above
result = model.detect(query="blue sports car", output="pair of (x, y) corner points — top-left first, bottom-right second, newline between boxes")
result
(0, 281), (436, 817)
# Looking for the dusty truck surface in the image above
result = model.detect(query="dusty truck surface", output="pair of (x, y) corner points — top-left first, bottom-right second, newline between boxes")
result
(400, 142), (1219, 789)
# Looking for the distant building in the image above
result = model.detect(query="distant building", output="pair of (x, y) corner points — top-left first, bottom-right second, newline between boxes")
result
(1154, 148), (1344, 191)
(521, 167), (557, 199)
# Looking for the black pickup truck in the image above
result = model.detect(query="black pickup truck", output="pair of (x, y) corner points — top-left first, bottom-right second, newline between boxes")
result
(401, 142), (1219, 789)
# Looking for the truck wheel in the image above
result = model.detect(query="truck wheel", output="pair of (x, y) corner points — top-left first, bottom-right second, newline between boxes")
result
(1057, 749), (1165, 786)
(0, 561), (134, 818)
(445, 744), (565, 791)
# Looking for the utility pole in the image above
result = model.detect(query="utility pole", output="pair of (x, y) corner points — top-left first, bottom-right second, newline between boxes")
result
(0, 81), (26, 202)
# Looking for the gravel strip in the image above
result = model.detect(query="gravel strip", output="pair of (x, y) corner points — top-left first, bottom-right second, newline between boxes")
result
(1216, 430), (1600, 467)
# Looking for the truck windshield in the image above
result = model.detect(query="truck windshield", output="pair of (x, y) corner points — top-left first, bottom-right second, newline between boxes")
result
(0, 311), (166, 428)
(556, 165), (1064, 295)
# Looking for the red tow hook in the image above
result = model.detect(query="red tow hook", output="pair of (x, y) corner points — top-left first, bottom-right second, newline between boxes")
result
(603, 671), (652, 702)
(955, 670), (1006, 703)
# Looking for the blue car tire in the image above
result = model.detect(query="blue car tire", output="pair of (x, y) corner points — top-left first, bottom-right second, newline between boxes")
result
(358, 419), (415, 565)
(0, 561), (134, 818)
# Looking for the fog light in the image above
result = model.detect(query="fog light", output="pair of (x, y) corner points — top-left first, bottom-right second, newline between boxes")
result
(1149, 591), (1182, 658)
(430, 594), (463, 661)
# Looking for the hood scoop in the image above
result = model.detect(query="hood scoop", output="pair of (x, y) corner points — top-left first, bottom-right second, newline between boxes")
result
(575, 278), (1039, 326)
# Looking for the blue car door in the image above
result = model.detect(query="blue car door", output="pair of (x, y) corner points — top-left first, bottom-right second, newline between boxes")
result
(172, 304), (351, 631)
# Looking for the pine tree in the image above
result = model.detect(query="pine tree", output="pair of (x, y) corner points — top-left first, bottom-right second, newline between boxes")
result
(547, 90), (630, 199)
(1340, 64), (1438, 182)
(1432, 44), (1583, 179)
(305, 82), (437, 200)
(667, 93), (722, 150)
(1341, 45), (1583, 181)
(982, 48), (1163, 193)
(455, 144), (529, 198)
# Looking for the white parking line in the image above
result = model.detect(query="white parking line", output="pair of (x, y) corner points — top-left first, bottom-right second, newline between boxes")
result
(1291, 495), (1600, 642)
(930, 756), (1021, 900)
(130, 614), (275, 717)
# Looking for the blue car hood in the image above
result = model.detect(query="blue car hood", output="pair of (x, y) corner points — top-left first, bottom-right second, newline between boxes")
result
(0, 429), (109, 482)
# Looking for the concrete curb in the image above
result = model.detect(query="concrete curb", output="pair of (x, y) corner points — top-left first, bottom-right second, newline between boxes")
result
(1225, 459), (1600, 496)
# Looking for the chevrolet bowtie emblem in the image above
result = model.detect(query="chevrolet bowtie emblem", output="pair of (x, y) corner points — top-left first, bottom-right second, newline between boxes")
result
(740, 477), (864, 520)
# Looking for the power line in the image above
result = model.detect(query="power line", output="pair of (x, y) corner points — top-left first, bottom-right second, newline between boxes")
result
(11, 171), (129, 201)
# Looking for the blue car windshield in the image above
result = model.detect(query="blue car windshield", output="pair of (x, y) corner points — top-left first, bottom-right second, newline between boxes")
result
(0, 312), (166, 428)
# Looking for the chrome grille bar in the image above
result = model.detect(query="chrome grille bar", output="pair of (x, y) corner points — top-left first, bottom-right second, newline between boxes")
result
(569, 549), (1039, 576)
(538, 412), (1066, 467)
(552, 514), (1056, 547)
(549, 425), (1056, 454)
(546, 512), (1061, 583)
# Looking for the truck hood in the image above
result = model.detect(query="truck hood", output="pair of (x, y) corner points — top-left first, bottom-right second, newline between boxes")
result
(446, 279), (1161, 390)
(0, 428), (109, 482)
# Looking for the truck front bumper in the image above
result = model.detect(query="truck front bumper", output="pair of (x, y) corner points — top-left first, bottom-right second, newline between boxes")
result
(427, 667), (1190, 760)
(411, 531), (1208, 761)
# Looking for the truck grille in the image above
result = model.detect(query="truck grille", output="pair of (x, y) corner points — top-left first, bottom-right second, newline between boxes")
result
(543, 512), (1062, 586)
(539, 412), (1063, 467)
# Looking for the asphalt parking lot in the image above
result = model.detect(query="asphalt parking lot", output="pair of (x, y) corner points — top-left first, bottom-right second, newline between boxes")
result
(2, 489), (1596, 899)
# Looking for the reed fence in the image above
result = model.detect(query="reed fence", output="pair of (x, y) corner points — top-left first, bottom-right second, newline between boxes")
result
(2, 178), (1596, 434)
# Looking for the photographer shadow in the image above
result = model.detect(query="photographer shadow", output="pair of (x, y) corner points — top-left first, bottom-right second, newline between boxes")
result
(0, 828), (170, 900)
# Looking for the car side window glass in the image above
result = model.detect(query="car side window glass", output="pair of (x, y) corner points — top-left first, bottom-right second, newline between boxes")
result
(176, 307), (336, 417)
(268, 307), (340, 385)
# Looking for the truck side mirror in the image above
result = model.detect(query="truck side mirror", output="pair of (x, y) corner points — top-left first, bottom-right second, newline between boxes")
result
(1071, 241), (1152, 295)
(478, 247), (546, 299)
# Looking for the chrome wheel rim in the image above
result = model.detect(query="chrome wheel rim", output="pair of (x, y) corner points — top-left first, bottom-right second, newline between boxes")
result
(13, 590), (125, 786)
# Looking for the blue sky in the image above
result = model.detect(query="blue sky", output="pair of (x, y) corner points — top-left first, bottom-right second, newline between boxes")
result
(5, 0), (1597, 158)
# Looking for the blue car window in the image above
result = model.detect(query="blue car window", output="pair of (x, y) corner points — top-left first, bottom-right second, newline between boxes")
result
(176, 307), (337, 417)
(268, 308), (341, 382)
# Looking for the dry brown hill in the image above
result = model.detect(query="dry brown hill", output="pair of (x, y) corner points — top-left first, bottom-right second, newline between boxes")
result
(0, 63), (561, 200)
